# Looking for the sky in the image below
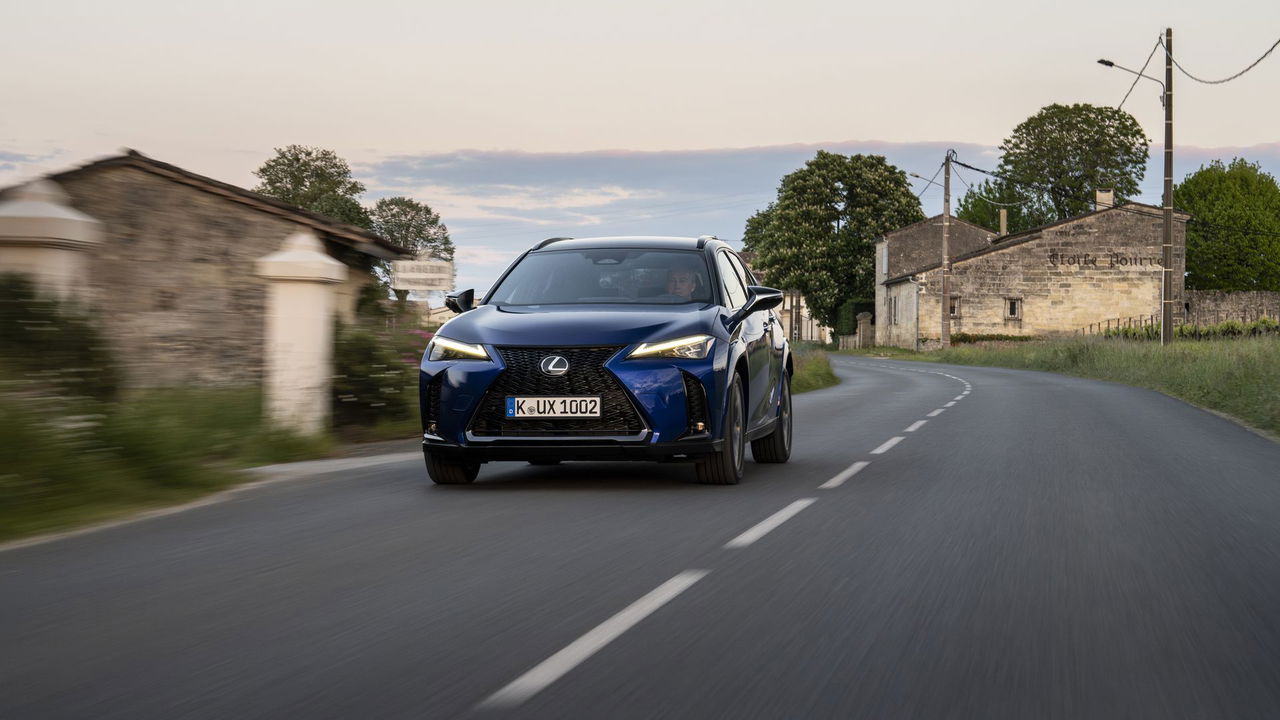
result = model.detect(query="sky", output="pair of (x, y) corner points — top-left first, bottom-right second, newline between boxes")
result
(3, 0), (1279, 294)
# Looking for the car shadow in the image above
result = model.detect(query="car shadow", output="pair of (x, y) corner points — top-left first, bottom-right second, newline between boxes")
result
(445, 461), (707, 491)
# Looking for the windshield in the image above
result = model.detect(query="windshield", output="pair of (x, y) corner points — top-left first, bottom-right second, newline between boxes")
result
(487, 249), (715, 306)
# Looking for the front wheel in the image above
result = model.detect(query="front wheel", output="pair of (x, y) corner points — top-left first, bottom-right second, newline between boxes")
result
(695, 374), (745, 485)
(425, 452), (480, 485)
(751, 372), (792, 463)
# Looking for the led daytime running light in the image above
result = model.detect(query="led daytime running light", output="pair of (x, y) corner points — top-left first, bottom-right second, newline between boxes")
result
(429, 336), (489, 360)
(628, 335), (714, 359)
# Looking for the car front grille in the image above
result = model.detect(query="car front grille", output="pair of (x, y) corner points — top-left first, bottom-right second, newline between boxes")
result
(469, 346), (646, 437)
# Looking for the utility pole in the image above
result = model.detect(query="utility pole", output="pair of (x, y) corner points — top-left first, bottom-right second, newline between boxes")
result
(1161, 27), (1175, 345)
(940, 151), (952, 348)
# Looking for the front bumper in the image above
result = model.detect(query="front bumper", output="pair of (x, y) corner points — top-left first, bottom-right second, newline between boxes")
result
(422, 436), (723, 463)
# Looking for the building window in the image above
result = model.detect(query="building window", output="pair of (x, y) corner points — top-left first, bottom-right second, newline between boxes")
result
(887, 296), (897, 325)
(1005, 297), (1023, 320)
(949, 295), (961, 318)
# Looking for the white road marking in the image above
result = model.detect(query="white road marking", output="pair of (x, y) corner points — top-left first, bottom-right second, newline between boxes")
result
(945, 401), (957, 407)
(954, 395), (964, 401)
(820, 461), (870, 489)
(725, 499), (818, 548)
(870, 436), (905, 454)
(905, 420), (927, 432)
(479, 570), (710, 709)
(928, 409), (945, 417)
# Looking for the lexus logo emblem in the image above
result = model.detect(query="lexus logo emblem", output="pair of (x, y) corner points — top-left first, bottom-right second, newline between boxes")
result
(540, 355), (570, 377)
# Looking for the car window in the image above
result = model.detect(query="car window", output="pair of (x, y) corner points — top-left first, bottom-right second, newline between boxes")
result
(487, 249), (714, 305)
(716, 252), (748, 309)
(725, 252), (756, 287)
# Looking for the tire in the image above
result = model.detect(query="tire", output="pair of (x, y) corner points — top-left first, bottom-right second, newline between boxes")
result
(695, 374), (745, 485)
(528, 459), (561, 466)
(751, 372), (792, 464)
(425, 452), (480, 485)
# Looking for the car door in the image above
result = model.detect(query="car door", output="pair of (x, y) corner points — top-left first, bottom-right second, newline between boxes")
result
(727, 251), (784, 407)
(715, 251), (771, 431)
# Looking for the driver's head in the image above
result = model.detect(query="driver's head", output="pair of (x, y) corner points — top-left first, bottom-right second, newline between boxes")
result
(666, 269), (697, 299)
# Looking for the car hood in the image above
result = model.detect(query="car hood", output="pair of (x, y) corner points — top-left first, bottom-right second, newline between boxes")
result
(436, 303), (724, 347)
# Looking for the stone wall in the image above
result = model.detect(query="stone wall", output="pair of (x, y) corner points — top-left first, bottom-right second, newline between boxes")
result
(55, 166), (374, 387)
(884, 216), (994, 280)
(902, 206), (1186, 341)
(1185, 290), (1280, 324)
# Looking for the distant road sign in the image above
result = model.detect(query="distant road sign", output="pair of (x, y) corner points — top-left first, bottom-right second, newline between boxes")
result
(393, 257), (454, 291)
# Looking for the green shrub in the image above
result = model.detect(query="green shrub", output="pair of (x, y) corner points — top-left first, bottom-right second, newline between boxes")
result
(0, 273), (119, 400)
(332, 322), (432, 428)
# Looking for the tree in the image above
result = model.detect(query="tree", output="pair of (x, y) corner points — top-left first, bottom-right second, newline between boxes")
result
(956, 178), (1054, 235)
(369, 196), (456, 303)
(744, 151), (924, 327)
(1174, 158), (1280, 291)
(253, 145), (371, 228)
(368, 197), (455, 260)
(982, 103), (1149, 228)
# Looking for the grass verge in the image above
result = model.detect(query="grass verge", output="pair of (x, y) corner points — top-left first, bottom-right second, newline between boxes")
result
(0, 387), (332, 543)
(792, 345), (840, 393)
(840, 338), (1280, 437)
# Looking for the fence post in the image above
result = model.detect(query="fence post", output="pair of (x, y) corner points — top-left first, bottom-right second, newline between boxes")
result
(255, 231), (348, 436)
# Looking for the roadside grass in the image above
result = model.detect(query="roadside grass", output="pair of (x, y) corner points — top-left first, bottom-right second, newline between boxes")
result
(0, 386), (332, 542)
(839, 338), (1280, 437)
(792, 345), (840, 393)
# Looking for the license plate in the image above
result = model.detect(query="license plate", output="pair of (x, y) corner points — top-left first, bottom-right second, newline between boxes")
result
(506, 396), (601, 418)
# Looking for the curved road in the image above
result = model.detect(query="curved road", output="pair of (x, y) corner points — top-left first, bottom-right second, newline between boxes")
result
(3, 358), (1280, 719)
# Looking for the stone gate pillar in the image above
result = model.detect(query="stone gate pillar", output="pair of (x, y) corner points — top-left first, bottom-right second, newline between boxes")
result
(0, 179), (102, 302)
(255, 231), (347, 436)
(856, 312), (873, 349)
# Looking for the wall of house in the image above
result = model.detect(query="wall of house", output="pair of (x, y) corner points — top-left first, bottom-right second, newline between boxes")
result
(56, 166), (374, 387)
(913, 207), (1186, 337)
(884, 217), (994, 280)
(881, 279), (922, 348)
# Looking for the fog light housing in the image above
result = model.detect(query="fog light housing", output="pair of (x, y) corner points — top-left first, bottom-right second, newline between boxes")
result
(694, 422), (705, 432)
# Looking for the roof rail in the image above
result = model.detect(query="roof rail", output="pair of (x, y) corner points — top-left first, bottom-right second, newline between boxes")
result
(696, 235), (719, 249)
(535, 236), (574, 250)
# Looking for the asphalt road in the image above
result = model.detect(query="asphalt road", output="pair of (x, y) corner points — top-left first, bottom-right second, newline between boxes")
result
(4, 358), (1280, 719)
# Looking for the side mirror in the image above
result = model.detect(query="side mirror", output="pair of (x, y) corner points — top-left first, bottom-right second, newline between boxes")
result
(444, 288), (475, 314)
(732, 286), (784, 323)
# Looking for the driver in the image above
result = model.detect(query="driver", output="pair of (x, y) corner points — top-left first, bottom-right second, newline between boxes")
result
(665, 268), (698, 300)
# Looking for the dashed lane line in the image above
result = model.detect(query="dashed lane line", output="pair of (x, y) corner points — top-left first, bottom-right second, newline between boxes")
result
(724, 499), (818, 549)
(945, 401), (957, 407)
(927, 409), (945, 417)
(905, 420), (927, 432)
(870, 437), (905, 454)
(478, 570), (711, 709)
(820, 461), (870, 489)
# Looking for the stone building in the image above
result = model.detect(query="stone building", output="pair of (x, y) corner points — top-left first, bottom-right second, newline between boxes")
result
(0, 150), (410, 387)
(875, 203), (1188, 348)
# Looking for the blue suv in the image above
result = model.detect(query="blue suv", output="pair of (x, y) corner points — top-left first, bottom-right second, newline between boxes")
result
(419, 236), (793, 485)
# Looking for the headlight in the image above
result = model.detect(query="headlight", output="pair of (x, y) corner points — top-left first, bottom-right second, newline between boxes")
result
(428, 336), (490, 361)
(627, 334), (714, 360)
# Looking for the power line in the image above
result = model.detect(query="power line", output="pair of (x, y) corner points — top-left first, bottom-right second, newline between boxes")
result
(912, 163), (945, 199)
(1160, 34), (1280, 84)
(950, 165), (1030, 208)
(1120, 38), (1163, 109)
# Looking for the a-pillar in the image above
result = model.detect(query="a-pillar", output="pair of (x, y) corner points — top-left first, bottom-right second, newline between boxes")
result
(255, 231), (347, 436)
(0, 179), (102, 302)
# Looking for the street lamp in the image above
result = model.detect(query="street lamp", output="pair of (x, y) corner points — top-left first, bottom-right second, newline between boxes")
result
(1098, 28), (1175, 346)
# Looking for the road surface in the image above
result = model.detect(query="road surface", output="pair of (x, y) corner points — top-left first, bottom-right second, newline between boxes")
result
(4, 358), (1280, 719)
